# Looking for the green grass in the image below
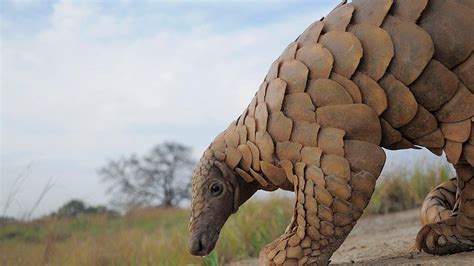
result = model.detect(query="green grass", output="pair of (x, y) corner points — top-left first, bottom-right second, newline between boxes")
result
(0, 163), (454, 265)
(0, 197), (292, 265)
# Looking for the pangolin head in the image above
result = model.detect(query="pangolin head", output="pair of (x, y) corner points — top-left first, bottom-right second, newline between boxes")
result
(188, 147), (258, 256)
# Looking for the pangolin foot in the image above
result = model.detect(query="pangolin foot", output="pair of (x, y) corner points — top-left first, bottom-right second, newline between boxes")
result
(416, 217), (474, 255)
(259, 233), (331, 266)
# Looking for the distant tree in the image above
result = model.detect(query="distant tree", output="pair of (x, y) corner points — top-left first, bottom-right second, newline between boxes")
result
(99, 142), (195, 208)
(57, 200), (86, 217)
(54, 200), (118, 218)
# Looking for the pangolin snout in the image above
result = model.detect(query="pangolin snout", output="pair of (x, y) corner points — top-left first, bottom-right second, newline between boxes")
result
(189, 233), (216, 256)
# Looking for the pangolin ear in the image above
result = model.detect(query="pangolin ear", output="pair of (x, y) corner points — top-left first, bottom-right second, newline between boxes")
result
(214, 161), (233, 181)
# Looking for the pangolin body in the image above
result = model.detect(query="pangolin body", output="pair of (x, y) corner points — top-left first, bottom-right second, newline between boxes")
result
(190, 0), (474, 264)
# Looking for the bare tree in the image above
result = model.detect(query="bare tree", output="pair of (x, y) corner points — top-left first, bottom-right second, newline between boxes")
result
(99, 142), (195, 208)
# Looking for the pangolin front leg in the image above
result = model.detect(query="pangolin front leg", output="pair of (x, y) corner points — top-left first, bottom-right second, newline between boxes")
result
(259, 139), (386, 265)
(417, 158), (474, 255)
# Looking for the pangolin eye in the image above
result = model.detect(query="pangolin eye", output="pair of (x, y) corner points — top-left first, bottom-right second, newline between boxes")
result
(210, 183), (223, 197)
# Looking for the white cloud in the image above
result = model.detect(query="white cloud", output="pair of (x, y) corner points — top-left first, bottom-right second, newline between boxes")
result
(2, 0), (451, 218)
(2, 0), (333, 217)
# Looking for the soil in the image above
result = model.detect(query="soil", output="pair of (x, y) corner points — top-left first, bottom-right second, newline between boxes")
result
(229, 208), (474, 265)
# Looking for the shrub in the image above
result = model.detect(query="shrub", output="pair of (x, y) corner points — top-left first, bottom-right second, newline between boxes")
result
(368, 163), (453, 214)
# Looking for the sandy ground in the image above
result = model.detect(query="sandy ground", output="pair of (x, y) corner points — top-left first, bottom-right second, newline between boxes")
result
(230, 208), (474, 265)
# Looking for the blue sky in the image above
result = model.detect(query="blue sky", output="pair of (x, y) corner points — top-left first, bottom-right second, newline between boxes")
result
(1, 0), (450, 218)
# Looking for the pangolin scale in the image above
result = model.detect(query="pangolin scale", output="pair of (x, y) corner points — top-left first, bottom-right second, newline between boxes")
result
(189, 0), (474, 264)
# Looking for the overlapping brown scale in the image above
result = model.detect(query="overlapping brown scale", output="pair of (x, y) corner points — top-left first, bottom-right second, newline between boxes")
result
(247, 141), (260, 171)
(260, 161), (287, 185)
(236, 125), (247, 145)
(321, 155), (350, 181)
(349, 24), (394, 81)
(282, 93), (316, 122)
(267, 111), (293, 142)
(265, 60), (279, 82)
(224, 129), (239, 148)
(255, 103), (268, 133)
(296, 44), (334, 79)
(210, 131), (226, 154)
(379, 73), (418, 128)
(440, 119), (471, 143)
(380, 118), (402, 147)
(352, 72), (387, 115)
(317, 127), (345, 157)
(435, 84), (474, 123)
(326, 175), (351, 200)
(413, 129), (445, 148)
(256, 131), (275, 163)
(301, 147), (322, 167)
(444, 140), (463, 164)
(290, 121), (320, 147)
(352, 0), (392, 26)
(319, 31), (363, 79)
(235, 167), (254, 183)
(306, 166), (324, 187)
(279, 42), (298, 61)
(213, 150), (225, 161)
(318, 205), (334, 222)
(320, 221), (335, 237)
(399, 105), (438, 140)
(419, 0), (474, 68)
(382, 15), (434, 85)
(322, 3), (354, 32)
(350, 171), (376, 197)
(279, 60), (309, 94)
(315, 186), (333, 207)
(247, 96), (257, 117)
(390, 0), (428, 22)
(250, 168), (268, 187)
(409, 60), (459, 112)
(297, 21), (324, 46)
(332, 198), (351, 214)
(306, 79), (353, 108)
(279, 159), (295, 184)
(224, 147), (242, 169)
(464, 144), (474, 167)
(470, 123), (474, 145)
(265, 78), (287, 113)
(351, 191), (370, 212)
(453, 53), (474, 93)
(317, 104), (381, 145)
(276, 141), (302, 162)
(388, 137), (415, 150)
(226, 120), (237, 132)
(344, 140), (386, 177)
(237, 108), (247, 126)
(330, 72), (362, 103)
(244, 116), (256, 143)
(257, 82), (267, 103)
(457, 0), (474, 9)
(237, 144), (252, 171)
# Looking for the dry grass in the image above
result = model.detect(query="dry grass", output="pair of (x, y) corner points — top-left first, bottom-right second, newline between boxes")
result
(0, 208), (200, 265)
(367, 162), (453, 214)
(0, 163), (454, 265)
(0, 197), (292, 266)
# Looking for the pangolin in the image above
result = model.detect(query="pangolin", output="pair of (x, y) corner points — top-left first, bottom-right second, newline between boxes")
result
(188, 0), (474, 264)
